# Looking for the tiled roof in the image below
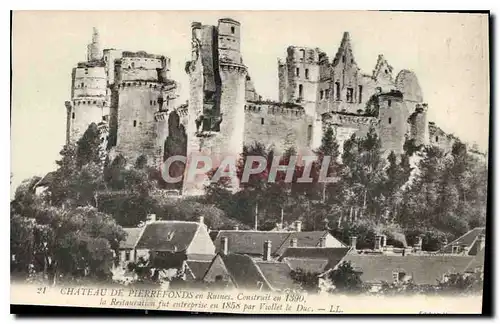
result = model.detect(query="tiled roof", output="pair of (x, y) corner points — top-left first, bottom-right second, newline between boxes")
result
(255, 261), (298, 291)
(274, 231), (345, 255)
(135, 221), (200, 252)
(119, 228), (143, 249)
(186, 260), (211, 280)
(280, 247), (350, 261)
(221, 253), (270, 290)
(465, 248), (485, 273)
(341, 254), (474, 285)
(440, 227), (485, 254)
(213, 230), (342, 256)
(284, 258), (330, 274)
(214, 231), (291, 256)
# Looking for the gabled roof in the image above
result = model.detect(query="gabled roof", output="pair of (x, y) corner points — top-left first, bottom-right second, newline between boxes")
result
(213, 231), (291, 256)
(119, 228), (143, 249)
(440, 227), (485, 255)
(279, 247), (351, 272)
(220, 253), (271, 290)
(284, 258), (330, 274)
(255, 261), (298, 291)
(274, 231), (344, 255)
(341, 254), (474, 285)
(465, 248), (485, 273)
(135, 221), (201, 252)
(186, 260), (211, 280)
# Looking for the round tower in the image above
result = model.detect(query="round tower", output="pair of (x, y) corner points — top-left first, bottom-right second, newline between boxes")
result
(217, 18), (242, 64)
(378, 90), (408, 156)
(87, 27), (103, 62)
(67, 62), (108, 143)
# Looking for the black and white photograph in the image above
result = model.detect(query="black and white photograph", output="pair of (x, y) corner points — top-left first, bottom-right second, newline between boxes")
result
(10, 10), (490, 315)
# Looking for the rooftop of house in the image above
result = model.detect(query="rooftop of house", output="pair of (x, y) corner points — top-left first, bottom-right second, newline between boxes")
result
(119, 228), (143, 249)
(341, 254), (475, 285)
(186, 260), (211, 280)
(213, 230), (338, 256)
(284, 258), (330, 274)
(440, 227), (485, 255)
(255, 261), (298, 291)
(134, 221), (203, 252)
(219, 253), (271, 290)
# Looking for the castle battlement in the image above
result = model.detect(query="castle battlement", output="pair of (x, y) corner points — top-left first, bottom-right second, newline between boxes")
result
(219, 62), (247, 74)
(323, 112), (379, 127)
(116, 80), (176, 91)
(244, 101), (306, 118)
(154, 111), (169, 122)
(122, 51), (167, 60)
(72, 98), (106, 106)
(175, 104), (188, 117)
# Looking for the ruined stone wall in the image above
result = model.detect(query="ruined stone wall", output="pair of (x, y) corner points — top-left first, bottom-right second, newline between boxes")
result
(243, 102), (313, 155)
(322, 112), (378, 156)
(408, 104), (429, 147)
(278, 60), (287, 103)
(245, 76), (260, 101)
(429, 122), (456, 152)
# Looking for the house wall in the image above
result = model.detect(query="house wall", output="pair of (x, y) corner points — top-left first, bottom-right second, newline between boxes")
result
(186, 225), (216, 257)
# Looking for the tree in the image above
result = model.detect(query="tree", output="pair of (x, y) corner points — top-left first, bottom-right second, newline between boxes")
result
(327, 261), (365, 294)
(290, 268), (320, 293)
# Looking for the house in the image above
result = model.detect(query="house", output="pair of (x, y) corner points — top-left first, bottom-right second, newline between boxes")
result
(337, 254), (475, 287)
(212, 221), (346, 260)
(199, 240), (298, 291)
(117, 216), (215, 265)
(439, 227), (485, 255)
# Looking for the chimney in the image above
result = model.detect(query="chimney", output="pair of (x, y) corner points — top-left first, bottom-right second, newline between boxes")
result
(290, 238), (298, 247)
(294, 220), (302, 232)
(374, 235), (382, 251)
(319, 237), (326, 248)
(198, 216), (204, 224)
(221, 236), (228, 255)
(350, 236), (357, 250)
(233, 225), (239, 231)
(263, 240), (272, 261)
(478, 234), (486, 251)
(415, 235), (423, 252)
(146, 214), (156, 223)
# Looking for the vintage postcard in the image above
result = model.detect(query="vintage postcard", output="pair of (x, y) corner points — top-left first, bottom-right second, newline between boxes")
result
(10, 10), (489, 315)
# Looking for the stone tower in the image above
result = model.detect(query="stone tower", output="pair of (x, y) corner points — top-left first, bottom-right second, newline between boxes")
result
(378, 90), (408, 156)
(113, 52), (176, 166)
(183, 18), (247, 195)
(279, 46), (321, 117)
(408, 103), (430, 147)
(66, 28), (108, 144)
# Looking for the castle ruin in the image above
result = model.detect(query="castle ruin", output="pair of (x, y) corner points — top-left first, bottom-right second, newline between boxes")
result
(66, 20), (459, 196)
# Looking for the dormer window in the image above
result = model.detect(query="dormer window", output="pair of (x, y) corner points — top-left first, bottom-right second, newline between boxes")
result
(166, 231), (175, 241)
(452, 245), (460, 254)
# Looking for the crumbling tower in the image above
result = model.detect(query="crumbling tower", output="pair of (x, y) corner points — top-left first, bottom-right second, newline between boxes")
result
(184, 18), (247, 195)
(279, 46), (321, 117)
(408, 103), (430, 147)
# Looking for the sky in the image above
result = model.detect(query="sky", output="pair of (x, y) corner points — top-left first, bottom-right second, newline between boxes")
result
(11, 11), (490, 193)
